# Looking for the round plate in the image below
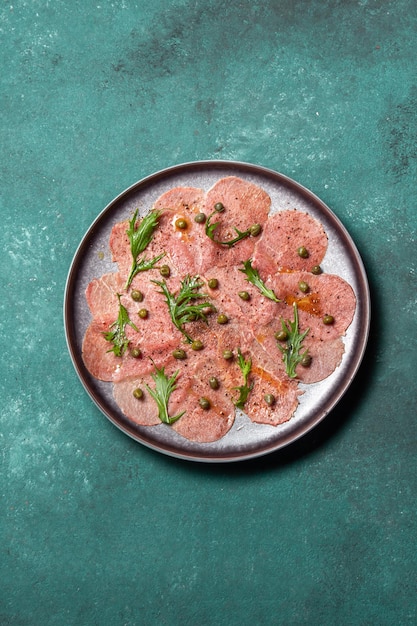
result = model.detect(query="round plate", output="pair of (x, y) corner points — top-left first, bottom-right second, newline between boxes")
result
(64, 160), (370, 462)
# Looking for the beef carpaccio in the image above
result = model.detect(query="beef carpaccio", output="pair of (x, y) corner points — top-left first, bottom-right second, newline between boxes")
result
(82, 176), (356, 443)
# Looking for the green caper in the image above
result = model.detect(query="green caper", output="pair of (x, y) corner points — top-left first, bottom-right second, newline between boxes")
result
(131, 289), (144, 302)
(311, 265), (322, 275)
(133, 388), (144, 399)
(323, 314), (335, 325)
(173, 348), (187, 360)
(175, 218), (187, 229)
(138, 308), (148, 319)
(223, 349), (233, 360)
(264, 394), (275, 406)
(299, 280), (309, 293)
(209, 377), (220, 390)
(129, 347), (142, 359)
(300, 353), (312, 367)
(194, 212), (206, 224)
(191, 339), (204, 351)
(199, 397), (211, 410)
(214, 202), (225, 212)
(208, 278), (219, 289)
(250, 223), (262, 237)
(275, 330), (288, 342)
(238, 290), (250, 301)
(217, 313), (228, 325)
(159, 264), (171, 277)
(297, 246), (309, 259)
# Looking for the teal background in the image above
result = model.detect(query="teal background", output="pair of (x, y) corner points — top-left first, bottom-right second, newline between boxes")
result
(1, 1), (416, 624)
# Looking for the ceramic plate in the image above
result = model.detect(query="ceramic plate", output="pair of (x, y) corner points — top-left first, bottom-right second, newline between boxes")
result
(64, 161), (370, 462)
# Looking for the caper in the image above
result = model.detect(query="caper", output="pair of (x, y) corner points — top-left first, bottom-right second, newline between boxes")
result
(323, 314), (335, 325)
(299, 280), (309, 293)
(264, 394), (275, 406)
(209, 377), (220, 390)
(194, 212), (206, 224)
(214, 202), (225, 212)
(133, 388), (144, 399)
(208, 278), (218, 289)
(238, 291), (250, 301)
(159, 264), (171, 277)
(173, 348), (187, 360)
(275, 330), (288, 342)
(175, 218), (187, 229)
(191, 339), (204, 351)
(199, 397), (211, 410)
(129, 347), (142, 359)
(300, 354), (312, 367)
(223, 349), (233, 360)
(131, 289), (144, 302)
(138, 308), (148, 319)
(250, 223), (262, 237)
(297, 246), (309, 259)
(311, 265), (322, 275)
(217, 313), (228, 325)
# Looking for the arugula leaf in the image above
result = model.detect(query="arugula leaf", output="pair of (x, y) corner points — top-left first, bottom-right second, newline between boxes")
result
(152, 275), (215, 343)
(233, 348), (254, 409)
(277, 302), (310, 378)
(205, 206), (259, 248)
(125, 209), (165, 289)
(145, 365), (185, 425)
(239, 259), (280, 303)
(103, 293), (139, 357)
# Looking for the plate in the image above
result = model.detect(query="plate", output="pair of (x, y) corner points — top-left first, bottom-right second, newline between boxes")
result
(64, 160), (370, 462)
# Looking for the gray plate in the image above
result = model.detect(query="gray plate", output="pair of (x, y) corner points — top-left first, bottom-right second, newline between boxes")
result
(64, 160), (370, 462)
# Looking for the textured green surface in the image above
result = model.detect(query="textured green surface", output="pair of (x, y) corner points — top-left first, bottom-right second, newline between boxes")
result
(1, 1), (416, 624)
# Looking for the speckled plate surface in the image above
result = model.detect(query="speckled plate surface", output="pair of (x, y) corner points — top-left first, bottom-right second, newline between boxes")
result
(64, 160), (370, 462)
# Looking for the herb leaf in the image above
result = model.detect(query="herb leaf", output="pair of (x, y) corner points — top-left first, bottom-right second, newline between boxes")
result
(103, 293), (139, 357)
(145, 365), (185, 424)
(233, 348), (254, 409)
(239, 259), (280, 303)
(205, 206), (252, 248)
(125, 209), (164, 289)
(152, 275), (215, 343)
(277, 302), (310, 378)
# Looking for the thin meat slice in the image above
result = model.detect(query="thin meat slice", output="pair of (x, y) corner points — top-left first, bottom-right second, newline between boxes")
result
(113, 374), (162, 426)
(204, 265), (280, 333)
(202, 176), (271, 268)
(245, 344), (301, 426)
(252, 210), (328, 276)
(151, 186), (218, 275)
(111, 274), (185, 382)
(296, 336), (345, 383)
(268, 271), (356, 342)
(82, 320), (122, 381)
(83, 269), (184, 383)
(109, 221), (131, 276)
(170, 357), (236, 443)
(251, 319), (345, 384)
(85, 272), (125, 318)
